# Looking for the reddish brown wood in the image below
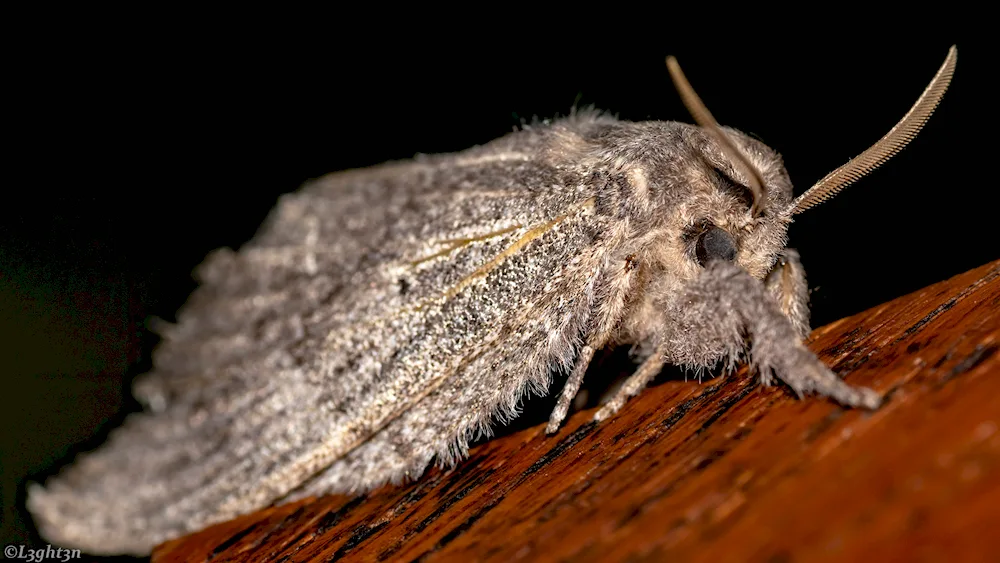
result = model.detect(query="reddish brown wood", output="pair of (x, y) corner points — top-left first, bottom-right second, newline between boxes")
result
(154, 261), (1000, 563)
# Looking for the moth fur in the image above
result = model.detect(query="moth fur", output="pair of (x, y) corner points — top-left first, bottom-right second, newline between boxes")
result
(26, 47), (957, 556)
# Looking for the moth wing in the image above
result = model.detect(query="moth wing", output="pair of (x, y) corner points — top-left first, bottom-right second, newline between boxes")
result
(27, 117), (616, 555)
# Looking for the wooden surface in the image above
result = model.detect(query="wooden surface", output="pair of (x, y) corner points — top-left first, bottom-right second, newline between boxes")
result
(154, 260), (1000, 563)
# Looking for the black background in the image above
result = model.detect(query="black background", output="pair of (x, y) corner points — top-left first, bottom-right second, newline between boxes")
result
(1, 12), (992, 552)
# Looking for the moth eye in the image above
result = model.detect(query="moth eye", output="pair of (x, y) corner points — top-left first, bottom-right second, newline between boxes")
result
(696, 227), (737, 266)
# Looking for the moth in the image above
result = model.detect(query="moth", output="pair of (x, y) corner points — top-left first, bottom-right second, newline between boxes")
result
(28, 46), (957, 555)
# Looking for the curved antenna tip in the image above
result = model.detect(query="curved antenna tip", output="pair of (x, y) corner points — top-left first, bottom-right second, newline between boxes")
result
(790, 45), (958, 214)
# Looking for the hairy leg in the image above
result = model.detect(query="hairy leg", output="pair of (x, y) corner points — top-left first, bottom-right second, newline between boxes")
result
(593, 349), (666, 422)
(691, 260), (879, 407)
(595, 260), (880, 421)
(546, 255), (641, 433)
(546, 343), (599, 434)
(764, 249), (810, 340)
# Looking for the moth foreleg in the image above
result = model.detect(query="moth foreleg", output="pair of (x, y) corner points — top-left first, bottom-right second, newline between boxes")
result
(593, 348), (666, 422)
(546, 256), (640, 434)
(764, 249), (810, 339)
(691, 261), (881, 408)
(546, 342), (599, 434)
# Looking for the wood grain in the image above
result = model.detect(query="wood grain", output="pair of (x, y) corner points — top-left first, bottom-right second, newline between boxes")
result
(154, 260), (1000, 563)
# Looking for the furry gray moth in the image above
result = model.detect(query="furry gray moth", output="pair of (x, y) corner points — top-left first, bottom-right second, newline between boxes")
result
(27, 46), (957, 555)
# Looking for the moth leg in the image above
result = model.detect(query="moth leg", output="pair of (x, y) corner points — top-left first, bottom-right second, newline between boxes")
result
(546, 255), (641, 433)
(764, 248), (810, 340)
(593, 347), (666, 422)
(687, 261), (881, 408)
(546, 343), (599, 434)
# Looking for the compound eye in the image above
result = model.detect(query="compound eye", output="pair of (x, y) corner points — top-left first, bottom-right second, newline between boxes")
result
(696, 227), (737, 266)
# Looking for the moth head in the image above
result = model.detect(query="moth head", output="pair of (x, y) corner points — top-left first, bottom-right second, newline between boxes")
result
(674, 125), (794, 278)
(666, 46), (957, 270)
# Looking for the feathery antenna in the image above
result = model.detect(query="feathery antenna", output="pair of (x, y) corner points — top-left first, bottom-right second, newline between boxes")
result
(791, 46), (958, 214)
